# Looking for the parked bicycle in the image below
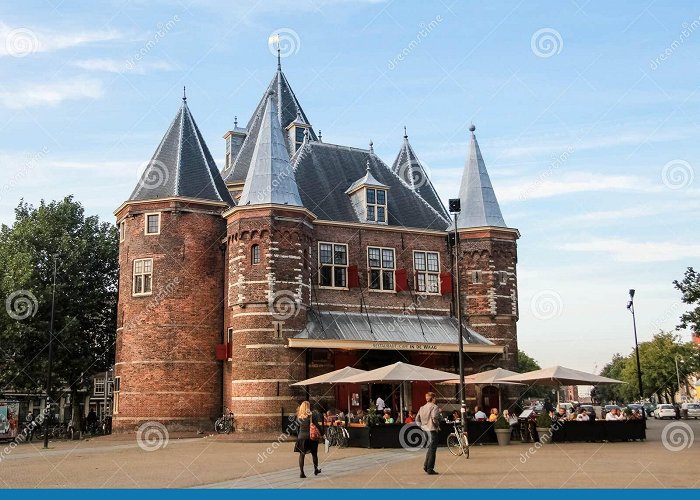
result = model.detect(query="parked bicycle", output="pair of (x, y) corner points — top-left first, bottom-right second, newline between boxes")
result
(324, 422), (349, 448)
(446, 420), (469, 458)
(214, 407), (236, 434)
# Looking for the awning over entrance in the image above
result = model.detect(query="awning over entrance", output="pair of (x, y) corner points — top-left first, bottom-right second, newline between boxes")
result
(288, 310), (504, 354)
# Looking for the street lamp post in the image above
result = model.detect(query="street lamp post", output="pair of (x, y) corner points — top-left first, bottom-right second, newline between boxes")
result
(674, 355), (684, 403)
(626, 289), (644, 400)
(44, 255), (57, 449)
(448, 198), (467, 432)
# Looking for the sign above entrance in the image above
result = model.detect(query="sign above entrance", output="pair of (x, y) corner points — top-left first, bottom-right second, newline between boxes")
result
(287, 337), (504, 354)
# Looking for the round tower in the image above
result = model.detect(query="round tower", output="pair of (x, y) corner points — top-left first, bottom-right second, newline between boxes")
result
(113, 96), (234, 432)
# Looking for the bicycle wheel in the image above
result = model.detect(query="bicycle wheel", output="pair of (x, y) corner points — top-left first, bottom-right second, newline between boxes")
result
(447, 433), (463, 456)
(463, 434), (470, 459)
(214, 418), (229, 434)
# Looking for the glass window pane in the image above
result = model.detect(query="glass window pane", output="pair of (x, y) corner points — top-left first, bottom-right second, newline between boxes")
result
(134, 275), (143, 294)
(427, 274), (438, 293)
(369, 269), (381, 289)
(366, 188), (375, 204)
(147, 215), (159, 233)
(377, 206), (385, 223)
(382, 249), (394, 269)
(367, 205), (375, 221)
(417, 273), (426, 292)
(135, 260), (143, 274)
(320, 266), (332, 286)
(382, 270), (394, 290)
(334, 245), (347, 265)
(427, 253), (439, 272)
(414, 252), (426, 271)
(368, 248), (381, 268)
(376, 190), (385, 205)
(144, 260), (152, 273)
(319, 243), (333, 264)
(334, 267), (347, 288)
(144, 274), (152, 293)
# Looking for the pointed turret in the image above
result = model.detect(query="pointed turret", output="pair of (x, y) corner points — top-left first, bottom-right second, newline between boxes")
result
(455, 125), (506, 228)
(222, 65), (316, 187)
(238, 91), (303, 206)
(391, 127), (449, 218)
(130, 98), (234, 206)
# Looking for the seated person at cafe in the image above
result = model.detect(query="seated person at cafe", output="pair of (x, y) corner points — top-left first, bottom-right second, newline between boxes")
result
(352, 409), (365, 424)
(488, 408), (499, 422)
(554, 407), (567, 421)
(576, 408), (590, 421)
(404, 410), (415, 424)
(451, 410), (461, 422)
(324, 410), (337, 425)
(383, 409), (394, 424)
(606, 408), (621, 421)
(473, 406), (487, 421)
(630, 409), (643, 420)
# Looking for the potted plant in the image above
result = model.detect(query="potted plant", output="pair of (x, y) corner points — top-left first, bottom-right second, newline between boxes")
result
(363, 403), (381, 426)
(494, 414), (511, 446)
(536, 411), (553, 444)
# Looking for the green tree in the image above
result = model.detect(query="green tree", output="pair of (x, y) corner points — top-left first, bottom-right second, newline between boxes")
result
(673, 267), (700, 333)
(0, 197), (118, 425)
(516, 350), (548, 399)
(593, 353), (626, 404)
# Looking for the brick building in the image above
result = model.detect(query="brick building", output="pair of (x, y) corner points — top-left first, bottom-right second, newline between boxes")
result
(113, 60), (520, 432)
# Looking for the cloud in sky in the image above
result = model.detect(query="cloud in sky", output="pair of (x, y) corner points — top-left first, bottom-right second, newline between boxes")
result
(0, 77), (104, 109)
(560, 238), (700, 263)
(0, 21), (120, 57)
(71, 58), (175, 74)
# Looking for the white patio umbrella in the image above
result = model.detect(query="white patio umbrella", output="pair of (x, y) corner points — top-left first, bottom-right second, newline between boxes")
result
(290, 366), (366, 414)
(441, 368), (524, 411)
(496, 365), (624, 406)
(337, 362), (459, 421)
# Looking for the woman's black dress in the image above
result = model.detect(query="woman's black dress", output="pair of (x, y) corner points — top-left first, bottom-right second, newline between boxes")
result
(294, 412), (322, 454)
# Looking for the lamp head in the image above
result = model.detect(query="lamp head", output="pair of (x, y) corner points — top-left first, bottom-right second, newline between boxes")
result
(448, 198), (461, 213)
(629, 289), (635, 299)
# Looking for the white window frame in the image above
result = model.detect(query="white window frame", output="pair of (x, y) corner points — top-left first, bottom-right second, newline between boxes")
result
(365, 188), (388, 224)
(144, 213), (161, 235)
(132, 258), (153, 296)
(413, 250), (440, 294)
(318, 242), (348, 289)
(367, 246), (395, 292)
(119, 220), (125, 242)
(94, 378), (105, 395)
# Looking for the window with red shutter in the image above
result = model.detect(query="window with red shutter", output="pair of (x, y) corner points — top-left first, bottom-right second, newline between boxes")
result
(440, 271), (453, 295)
(395, 268), (408, 291)
(347, 265), (360, 288)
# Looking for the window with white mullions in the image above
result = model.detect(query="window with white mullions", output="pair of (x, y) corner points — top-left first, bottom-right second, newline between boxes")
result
(368, 246), (395, 290)
(133, 258), (153, 296)
(366, 188), (387, 223)
(414, 251), (440, 294)
(145, 213), (160, 235)
(318, 242), (348, 288)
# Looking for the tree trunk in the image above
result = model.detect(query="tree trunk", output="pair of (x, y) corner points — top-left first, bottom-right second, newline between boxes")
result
(71, 388), (82, 432)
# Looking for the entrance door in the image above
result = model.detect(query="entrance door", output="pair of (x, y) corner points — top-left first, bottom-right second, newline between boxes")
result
(481, 385), (500, 412)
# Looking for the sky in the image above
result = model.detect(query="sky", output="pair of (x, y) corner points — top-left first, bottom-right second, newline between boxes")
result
(1, 0), (698, 375)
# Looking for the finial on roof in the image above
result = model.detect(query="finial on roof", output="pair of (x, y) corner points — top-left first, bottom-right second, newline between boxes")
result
(183, 86), (187, 102)
(234, 116), (238, 128)
(277, 46), (281, 71)
(318, 129), (322, 142)
(469, 123), (476, 133)
(268, 89), (275, 98)
(366, 159), (371, 172)
(403, 126), (408, 139)
(303, 128), (310, 141)
(369, 140), (374, 154)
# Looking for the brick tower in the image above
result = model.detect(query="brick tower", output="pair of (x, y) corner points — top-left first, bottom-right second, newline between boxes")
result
(223, 91), (314, 431)
(454, 125), (519, 372)
(113, 94), (234, 431)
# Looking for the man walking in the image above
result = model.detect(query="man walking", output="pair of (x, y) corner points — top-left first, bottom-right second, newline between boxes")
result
(416, 391), (440, 475)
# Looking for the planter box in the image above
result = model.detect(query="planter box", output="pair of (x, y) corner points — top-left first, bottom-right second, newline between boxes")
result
(495, 428), (510, 446)
(536, 427), (552, 444)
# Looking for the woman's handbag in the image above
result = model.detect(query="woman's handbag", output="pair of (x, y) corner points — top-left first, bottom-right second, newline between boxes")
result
(310, 422), (323, 441)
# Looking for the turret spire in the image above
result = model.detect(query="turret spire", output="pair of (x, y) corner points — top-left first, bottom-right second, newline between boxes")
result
(455, 124), (506, 228)
(183, 86), (186, 101)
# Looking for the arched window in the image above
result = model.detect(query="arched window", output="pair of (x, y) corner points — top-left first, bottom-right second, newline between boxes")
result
(251, 244), (260, 264)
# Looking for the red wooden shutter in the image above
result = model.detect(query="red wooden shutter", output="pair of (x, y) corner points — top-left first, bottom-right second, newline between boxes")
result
(440, 271), (453, 295)
(348, 265), (360, 288)
(226, 342), (233, 359)
(395, 268), (408, 292)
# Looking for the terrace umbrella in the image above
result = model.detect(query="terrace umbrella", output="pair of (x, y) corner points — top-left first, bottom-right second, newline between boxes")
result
(291, 366), (366, 415)
(337, 362), (459, 421)
(442, 368), (524, 411)
(496, 366), (624, 406)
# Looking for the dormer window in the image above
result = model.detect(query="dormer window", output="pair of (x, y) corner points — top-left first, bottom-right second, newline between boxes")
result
(366, 188), (387, 223)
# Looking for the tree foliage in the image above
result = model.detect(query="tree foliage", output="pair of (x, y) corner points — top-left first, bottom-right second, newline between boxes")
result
(673, 267), (700, 334)
(516, 350), (549, 399)
(0, 197), (118, 406)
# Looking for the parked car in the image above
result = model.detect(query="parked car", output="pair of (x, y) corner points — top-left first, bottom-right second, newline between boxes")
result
(625, 403), (645, 417)
(654, 404), (676, 419)
(682, 403), (700, 419)
(642, 403), (656, 417)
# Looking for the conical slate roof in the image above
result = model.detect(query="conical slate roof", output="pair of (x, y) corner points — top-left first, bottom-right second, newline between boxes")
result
(129, 98), (234, 205)
(222, 68), (315, 185)
(238, 91), (303, 206)
(455, 126), (506, 228)
(391, 131), (449, 218)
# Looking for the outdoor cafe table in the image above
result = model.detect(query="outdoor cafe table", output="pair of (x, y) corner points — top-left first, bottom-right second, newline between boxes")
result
(346, 421), (498, 448)
(550, 419), (646, 442)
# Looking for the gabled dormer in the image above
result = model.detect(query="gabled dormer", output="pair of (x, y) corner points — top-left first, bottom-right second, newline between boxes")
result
(223, 116), (247, 171)
(286, 110), (311, 154)
(345, 160), (390, 224)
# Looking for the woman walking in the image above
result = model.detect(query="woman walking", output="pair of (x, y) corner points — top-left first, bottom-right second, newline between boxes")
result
(294, 401), (323, 478)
